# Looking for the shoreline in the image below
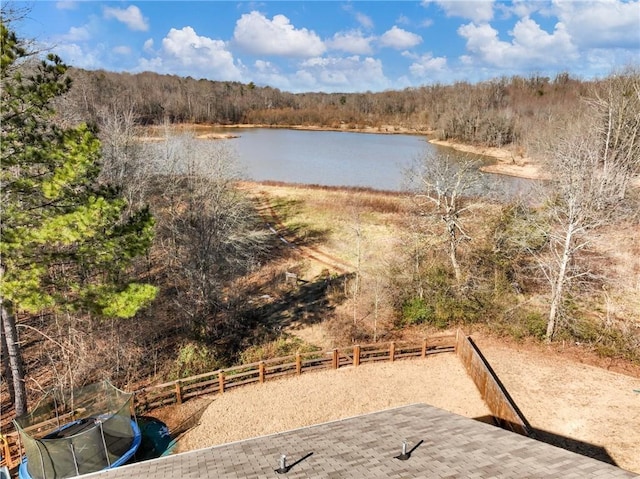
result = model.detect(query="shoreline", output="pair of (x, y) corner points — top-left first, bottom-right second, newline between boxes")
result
(147, 122), (547, 180)
(428, 138), (543, 180)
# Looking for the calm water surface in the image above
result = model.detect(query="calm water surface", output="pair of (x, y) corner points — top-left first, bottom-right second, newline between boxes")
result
(219, 128), (532, 195)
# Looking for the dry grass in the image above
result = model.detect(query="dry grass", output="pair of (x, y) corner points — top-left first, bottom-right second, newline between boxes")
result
(240, 182), (411, 279)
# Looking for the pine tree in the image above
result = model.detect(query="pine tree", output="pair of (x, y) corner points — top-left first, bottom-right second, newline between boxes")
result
(1, 22), (157, 416)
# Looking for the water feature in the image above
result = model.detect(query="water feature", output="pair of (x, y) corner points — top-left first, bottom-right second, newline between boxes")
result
(204, 127), (534, 196)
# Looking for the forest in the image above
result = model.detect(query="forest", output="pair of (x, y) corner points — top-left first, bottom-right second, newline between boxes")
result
(2, 17), (640, 421)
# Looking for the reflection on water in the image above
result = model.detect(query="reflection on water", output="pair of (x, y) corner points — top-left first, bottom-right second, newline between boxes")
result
(213, 127), (534, 197)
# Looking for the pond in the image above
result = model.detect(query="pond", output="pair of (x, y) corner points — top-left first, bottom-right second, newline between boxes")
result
(212, 127), (533, 196)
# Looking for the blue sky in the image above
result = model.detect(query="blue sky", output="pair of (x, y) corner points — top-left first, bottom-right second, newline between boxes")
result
(9, 0), (640, 93)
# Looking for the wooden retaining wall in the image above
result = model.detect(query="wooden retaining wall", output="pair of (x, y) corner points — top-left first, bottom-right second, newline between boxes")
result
(2, 330), (532, 469)
(455, 331), (534, 437)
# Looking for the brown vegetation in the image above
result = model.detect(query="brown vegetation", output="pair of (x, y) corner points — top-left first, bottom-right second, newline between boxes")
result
(62, 68), (611, 156)
(3, 61), (639, 479)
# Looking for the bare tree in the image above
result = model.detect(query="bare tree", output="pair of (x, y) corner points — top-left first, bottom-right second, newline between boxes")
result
(406, 152), (483, 283)
(533, 71), (640, 341)
(537, 120), (627, 341)
(585, 68), (640, 201)
(145, 133), (271, 337)
(97, 103), (154, 213)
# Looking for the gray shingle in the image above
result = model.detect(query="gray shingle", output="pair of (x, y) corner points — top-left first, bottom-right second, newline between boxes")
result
(82, 404), (639, 478)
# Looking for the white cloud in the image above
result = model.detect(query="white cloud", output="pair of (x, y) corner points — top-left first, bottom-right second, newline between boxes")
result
(327, 30), (375, 55)
(409, 53), (448, 77)
(103, 5), (149, 32)
(54, 43), (102, 69)
(251, 60), (292, 90)
(254, 60), (275, 73)
(137, 27), (242, 81)
(458, 17), (577, 69)
(379, 26), (422, 49)
(233, 11), (325, 57)
(506, 0), (544, 18)
(294, 56), (389, 92)
(112, 45), (131, 56)
(396, 14), (410, 25)
(355, 12), (374, 29)
(420, 18), (435, 28)
(423, 0), (495, 23)
(64, 26), (91, 42)
(552, 0), (640, 49)
(342, 4), (374, 29)
(143, 39), (154, 53)
(56, 1), (78, 10)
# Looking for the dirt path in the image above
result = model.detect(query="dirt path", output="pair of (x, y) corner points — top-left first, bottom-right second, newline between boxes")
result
(244, 185), (354, 275)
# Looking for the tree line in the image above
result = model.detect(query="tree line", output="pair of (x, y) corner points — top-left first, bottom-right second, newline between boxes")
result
(63, 67), (598, 150)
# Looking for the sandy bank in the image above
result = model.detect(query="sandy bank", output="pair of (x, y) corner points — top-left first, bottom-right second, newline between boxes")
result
(429, 139), (544, 180)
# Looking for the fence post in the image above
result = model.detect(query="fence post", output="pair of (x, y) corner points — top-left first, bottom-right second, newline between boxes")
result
(218, 371), (225, 394)
(421, 338), (428, 358)
(389, 342), (395, 362)
(332, 349), (338, 369)
(175, 381), (183, 405)
(259, 361), (265, 383)
(353, 345), (361, 367)
(296, 353), (302, 375)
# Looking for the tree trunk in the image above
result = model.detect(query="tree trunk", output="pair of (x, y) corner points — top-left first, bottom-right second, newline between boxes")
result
(447, 218), (462, 283)
(1, 300), (27, 416)
(546, 224), (574, 342)
(0, 321), (15, 405)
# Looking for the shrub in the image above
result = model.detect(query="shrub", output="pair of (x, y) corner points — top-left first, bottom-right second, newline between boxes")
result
(491, 308), (547, 341)
(240, 335), (320, 363)
(170, 342), (220, 379)
(402, 297), (434, 325)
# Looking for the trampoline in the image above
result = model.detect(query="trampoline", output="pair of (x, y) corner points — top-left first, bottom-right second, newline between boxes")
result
(14, 381), (141, 479)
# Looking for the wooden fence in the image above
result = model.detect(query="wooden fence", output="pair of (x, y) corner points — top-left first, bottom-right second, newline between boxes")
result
(2, 330), (533, 469)
(134, 334), (456, 411)
(456, 332), (534, 437)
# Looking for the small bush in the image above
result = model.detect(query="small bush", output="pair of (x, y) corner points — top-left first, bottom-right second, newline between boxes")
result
(491, 308), (547, 341)
(170, 342), (220, 379)
(240, 335), (320, 363)
(400, 293), (481, 329)
(565, 318), (640, 363)
(402, 297), (434, 325)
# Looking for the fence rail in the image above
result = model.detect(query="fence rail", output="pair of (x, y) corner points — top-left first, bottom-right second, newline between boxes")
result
(134, 335), (457, 412)
(2, 330), (533, 470)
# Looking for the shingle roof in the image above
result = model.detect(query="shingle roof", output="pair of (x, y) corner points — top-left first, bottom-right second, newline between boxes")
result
(83, 403), (638, 478)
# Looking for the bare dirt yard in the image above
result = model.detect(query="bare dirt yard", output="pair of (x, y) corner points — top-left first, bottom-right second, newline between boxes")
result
(477, 336), (640, 474)
(171, 337), (640, 475)
(175, 354), (490, 453)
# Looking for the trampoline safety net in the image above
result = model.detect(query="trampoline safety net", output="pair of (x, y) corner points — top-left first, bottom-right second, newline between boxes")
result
(14, 381), (136, 479)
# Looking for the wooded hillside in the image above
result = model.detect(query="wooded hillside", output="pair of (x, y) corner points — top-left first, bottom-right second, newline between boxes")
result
(63, 68), (597, 151)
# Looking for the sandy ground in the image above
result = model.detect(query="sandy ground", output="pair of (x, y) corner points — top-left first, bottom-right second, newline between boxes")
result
(173, 343), (640, 475)
(477, 340), (640, 474)
(177, 355), (490, 451)
(429, 138), (544, 180)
